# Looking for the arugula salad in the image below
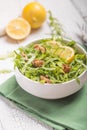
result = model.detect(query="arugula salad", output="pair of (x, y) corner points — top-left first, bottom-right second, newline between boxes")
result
(14, 38), (87, 84)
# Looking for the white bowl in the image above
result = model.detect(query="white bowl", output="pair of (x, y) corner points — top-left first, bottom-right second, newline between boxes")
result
(15, 39), (87, 99)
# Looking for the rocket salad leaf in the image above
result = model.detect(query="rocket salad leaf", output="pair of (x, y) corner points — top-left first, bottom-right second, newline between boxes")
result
(14, 38), (87, 84)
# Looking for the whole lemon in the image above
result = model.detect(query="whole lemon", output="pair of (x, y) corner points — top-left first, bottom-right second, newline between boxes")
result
(22, 2), (46, 29)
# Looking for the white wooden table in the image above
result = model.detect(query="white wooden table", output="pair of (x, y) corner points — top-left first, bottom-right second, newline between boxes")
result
(0, 0), (86, 130)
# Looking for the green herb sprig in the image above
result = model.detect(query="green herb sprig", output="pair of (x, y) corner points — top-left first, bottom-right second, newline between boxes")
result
(48, 10), (63, 39)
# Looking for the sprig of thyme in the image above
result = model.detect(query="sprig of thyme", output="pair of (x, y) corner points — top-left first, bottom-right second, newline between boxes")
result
(0, 52), (15, 74)
(47, 11), (77, 45)
(48, 10), (64, 39)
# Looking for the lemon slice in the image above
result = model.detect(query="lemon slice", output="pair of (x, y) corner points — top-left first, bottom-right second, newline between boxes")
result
(48, 41), (74, 63)
(59, 46), (75, 63)
(6, 17), (31, 40)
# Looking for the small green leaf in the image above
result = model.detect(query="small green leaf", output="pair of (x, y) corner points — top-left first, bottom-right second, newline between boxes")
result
(76, 77), (80, 85)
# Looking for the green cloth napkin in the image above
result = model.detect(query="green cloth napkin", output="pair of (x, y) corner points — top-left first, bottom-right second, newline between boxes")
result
(0, 76), (87, 130)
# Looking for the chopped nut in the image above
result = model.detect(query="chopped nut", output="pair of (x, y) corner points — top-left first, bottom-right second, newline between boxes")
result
(34, 44), (46, 53)
(21, 52), (26, 57)
(40, 75), (52, 83)
(21, 52), (28, 62)
(62, 64), (71, 73)
(32, 59), (44, 67)
(40, 46), (46, 53)
(24, 57), (28, 62)
(34, 44), (40, 51)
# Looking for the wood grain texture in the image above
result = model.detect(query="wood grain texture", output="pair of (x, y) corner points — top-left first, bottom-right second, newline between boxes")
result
(71, 0), (87, 17)
(84, 17), (87, 22)
(0, 0), (86, 130)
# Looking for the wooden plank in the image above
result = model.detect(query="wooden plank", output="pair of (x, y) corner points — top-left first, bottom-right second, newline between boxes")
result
(0, 0), (85, 94)
(84, 17), (87, 22)
(0, 1), (86, 130)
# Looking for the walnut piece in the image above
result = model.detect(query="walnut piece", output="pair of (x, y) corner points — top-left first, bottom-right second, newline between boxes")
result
(21, 52), (26, 57)
(34, 44), (46, 53)
(40, 75), (52, 83)
(62, 64), (71, 73)
(32, 59), (44, 67)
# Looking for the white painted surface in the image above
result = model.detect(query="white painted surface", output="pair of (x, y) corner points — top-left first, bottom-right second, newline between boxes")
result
(0, 0), (86, 130)
(85, 17), (87, 22)
(72, 0), (87, 17)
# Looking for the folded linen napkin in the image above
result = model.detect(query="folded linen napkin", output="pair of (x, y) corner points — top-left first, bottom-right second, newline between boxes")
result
(0, 76), (87, 130)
